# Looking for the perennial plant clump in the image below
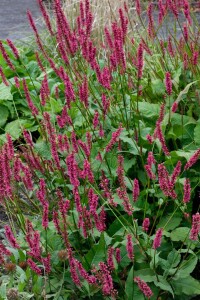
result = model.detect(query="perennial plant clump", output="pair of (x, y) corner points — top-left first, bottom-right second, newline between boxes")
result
(0, 0), (200, 299)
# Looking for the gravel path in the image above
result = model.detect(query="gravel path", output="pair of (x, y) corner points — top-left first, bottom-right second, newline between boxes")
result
(0, 0), (41, 40)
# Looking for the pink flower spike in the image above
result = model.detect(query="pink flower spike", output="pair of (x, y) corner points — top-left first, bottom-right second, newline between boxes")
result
(126, 234), (134, 260)
(183, 178), (191, 203)
(0, 66), (9, 86)
(153, 228), (163, 249)
(136, 0), (141, 16)
(27, 258), (42, 276)
(137, 43), (144, 79)
(133, 179), (140, 202)
(105, 126), (123, 152)
(190, 213), (200, 241)
(134, 277), (153, 299)
(6, 39), (19, 59)
(184, 149), (200, 170)
(115, 248), (121, 263)
(142, 218), (150, 232)
(4, 225), (20, 249)
(107, 247), (115, 271)
(165, 72), (172, 95)
(171, 101), (178, 113)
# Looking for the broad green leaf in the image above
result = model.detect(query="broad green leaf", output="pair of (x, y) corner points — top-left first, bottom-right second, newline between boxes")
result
(155, 276), (174, 297)
(167, 249), (181, 268)
(175, 256), (198, 279)
(157, 215), (182, 232)
(134, 269), (155, 282)
(5, 119), (26, 139)
(120, 135), (141, 155)
(138, 102), (160, 118)
(0, 105), (9, 127)
(125, 266), (134, 300)
(151, 79), (165, 95)
(170, 150), (197, 162)
(85, 233), (106, 266)
(49, 98), (63, 113)
(170, 227), (190, 242)
(172, 276), (200, 296)
(34, 142), (51, 160)
(0, 83), (13, 100)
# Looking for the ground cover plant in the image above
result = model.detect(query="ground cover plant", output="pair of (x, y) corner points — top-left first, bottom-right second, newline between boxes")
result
(0, 0), (200, 299)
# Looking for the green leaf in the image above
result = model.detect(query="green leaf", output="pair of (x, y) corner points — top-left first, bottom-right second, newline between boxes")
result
(120, 135), (140, 155)
(34, 142), (51, 160)
(167, 249), (181, 268)
(170, 150), (197, 162)
(85, 233), (106, 266)
(125, 266), (134, 300)
(194, 119), (200, 145)
(16, 266), (27, 283)
(155, 276), (174, 297)
(175, 255), (198, 279)
(49, 98), (63, 113)
(172, 276), (200, 296)
(170, 227), (190, 242)
(175, 81), (198, 105)
(0, 83), (13, 100)
(157, 215), (182, 232)
(138, 102), (160, 118)
(0, 105), (9, 127)
(134, 269), (155, 282)
(5, 119), (25, 139)
(151, 79), (165, 95)
(0, 284), (6, 299)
